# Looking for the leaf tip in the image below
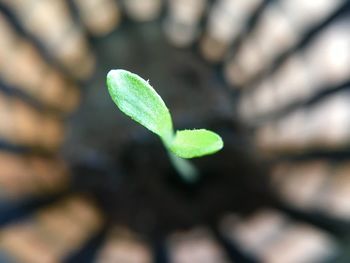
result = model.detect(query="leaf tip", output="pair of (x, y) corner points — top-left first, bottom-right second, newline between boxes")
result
(107, 69), (124, 83)
(106, 69), (132, 98)
(217, 135), (224, 151)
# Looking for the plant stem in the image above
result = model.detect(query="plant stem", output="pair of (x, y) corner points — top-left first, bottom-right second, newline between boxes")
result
(168, 151), (199, 183)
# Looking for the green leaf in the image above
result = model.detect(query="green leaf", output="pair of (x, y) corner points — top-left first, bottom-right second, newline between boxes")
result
(107, 69), (173, 141)
(169, 129), (223, 158)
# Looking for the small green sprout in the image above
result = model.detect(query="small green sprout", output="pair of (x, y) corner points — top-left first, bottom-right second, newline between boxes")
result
(106, 69), (223, 182)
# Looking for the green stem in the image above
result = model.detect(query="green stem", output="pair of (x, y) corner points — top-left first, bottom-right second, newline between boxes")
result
(168, 151), (199, 183)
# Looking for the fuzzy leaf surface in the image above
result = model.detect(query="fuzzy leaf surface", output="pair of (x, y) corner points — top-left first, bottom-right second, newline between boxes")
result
(169, 129), (223, 158)
(107, 69), (173, 140)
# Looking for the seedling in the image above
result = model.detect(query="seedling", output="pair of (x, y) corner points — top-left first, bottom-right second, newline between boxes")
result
(106, 69), (223, 182)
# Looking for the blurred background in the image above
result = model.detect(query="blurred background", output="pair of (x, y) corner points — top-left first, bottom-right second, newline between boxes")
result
(0, 0), (349, 262)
